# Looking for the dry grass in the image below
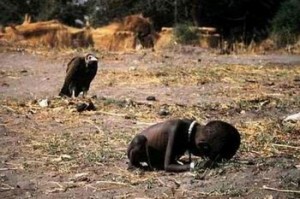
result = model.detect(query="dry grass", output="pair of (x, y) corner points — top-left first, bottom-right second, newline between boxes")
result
(155, 27), (220, 50)
(92, 14), (155, 51)
(2, 20), (92, 48)
(1, 14), (155, 50)
(0, 56), (299, 197)
(92, 29), (136, 51)
(2, 63), (299, 160)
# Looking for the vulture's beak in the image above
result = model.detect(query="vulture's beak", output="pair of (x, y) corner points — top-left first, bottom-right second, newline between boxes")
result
(90, 56), (98, 61)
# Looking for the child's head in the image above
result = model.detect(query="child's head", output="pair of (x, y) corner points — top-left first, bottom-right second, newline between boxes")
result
(195, 121), (241, 161)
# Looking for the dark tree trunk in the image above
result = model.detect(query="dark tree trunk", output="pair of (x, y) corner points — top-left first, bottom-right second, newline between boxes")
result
(191, 0), (200, 26)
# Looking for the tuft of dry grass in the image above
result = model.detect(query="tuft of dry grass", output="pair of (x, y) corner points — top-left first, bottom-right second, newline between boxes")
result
(2, 20), (92, 48)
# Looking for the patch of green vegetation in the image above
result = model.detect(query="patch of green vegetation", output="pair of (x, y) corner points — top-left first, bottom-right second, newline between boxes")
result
(102, 98), (126, 107)
(272, 0), (300, 46)
(145, 178), (155, 189)
(46, 132), (78, 155)
(215, 183), (247, 197)
(173, 23), (199, 44)
(84, 148), (124, 164)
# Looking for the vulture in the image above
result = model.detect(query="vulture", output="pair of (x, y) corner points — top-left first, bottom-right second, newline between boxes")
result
(59, 54), (98, 98)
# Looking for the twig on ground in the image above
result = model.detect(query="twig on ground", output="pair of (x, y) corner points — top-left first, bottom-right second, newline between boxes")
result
(85, 184), (97, 191)
(0, 168), (19, 171)
(0, 183), (15, 192)
(1, 105), (17, 113)
(49, 181), (64, 189)
(181, 189), (212, 196)
(262, 185), (300, 194)
(82, 119), (103, 133)
(45, 188), (65, 194)
(169, 177), (181, 187)
(95, 180), (131, 187)
(134, 121), (156, 126)
(248, 150), (261, 155)
(272, 144), (300, 150)
(97, 186), (125, 191)
(95, 162), (105, 166)
(114, 193), (134, 199)
(96, 111), (126, 117)
(0, 187), (14, 192)
(156, 177), (166, 186)
(95, 180), (133, 191)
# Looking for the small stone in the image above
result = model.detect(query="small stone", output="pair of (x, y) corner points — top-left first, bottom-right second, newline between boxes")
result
(25, 191), (33, 198)
(17, 181), (36, 191)
(146, 96), (156, 101)
(86, 101), (97, 111)
(38, 99), (49, 107)
(53, 95), (61, 99)
(294, 76), (300, 82)
(53, 107), (63, 112)
(98, 96), (107, 100)
(91, 95), (97, 99)
(61, 154), (72, 161)
(264, 195), (274, 199)
(283, 112), (300, 122)
(28, 109), (36, 114)
(19, 102), (26, 107)
(158, 108), (169, 116)
(245, 79), (258, 83)
(265, 82), (275, 86)
(51, 157), (62, 162)
(129, 66), (137, 71)
(76, 102), (96, 112)
(125, 98), (134, 106)
(71, 173), (90, 182)
(76, 103), (88, 112)
(30, 99), (37, 105)
(20, 69), (28, 73)
(124, 114), (136, 120)
(240, 110), (246, 114)
(2, 82), (9, 87)
(67, 100), (75, 105)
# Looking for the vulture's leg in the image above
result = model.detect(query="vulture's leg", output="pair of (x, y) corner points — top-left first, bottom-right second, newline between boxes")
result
(71, 90), (76, 98)
(82, 91), (87, 98)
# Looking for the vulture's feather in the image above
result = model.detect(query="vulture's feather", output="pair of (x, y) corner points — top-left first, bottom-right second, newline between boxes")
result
(59, 54), (98, 97)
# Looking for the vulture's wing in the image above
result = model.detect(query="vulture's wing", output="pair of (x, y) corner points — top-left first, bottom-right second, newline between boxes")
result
(66, 57), (78, 73)
(64, 57), (83, 83)
(59, 57), (83, 97)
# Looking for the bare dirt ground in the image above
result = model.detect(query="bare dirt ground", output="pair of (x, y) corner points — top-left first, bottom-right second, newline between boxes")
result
(0, 46), (299, 199)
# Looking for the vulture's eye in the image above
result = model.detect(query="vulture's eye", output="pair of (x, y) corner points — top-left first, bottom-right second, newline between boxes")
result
(88, 56), (92, 60)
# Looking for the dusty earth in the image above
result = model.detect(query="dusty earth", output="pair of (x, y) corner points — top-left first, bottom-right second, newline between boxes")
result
(0, 46), (300, 199)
